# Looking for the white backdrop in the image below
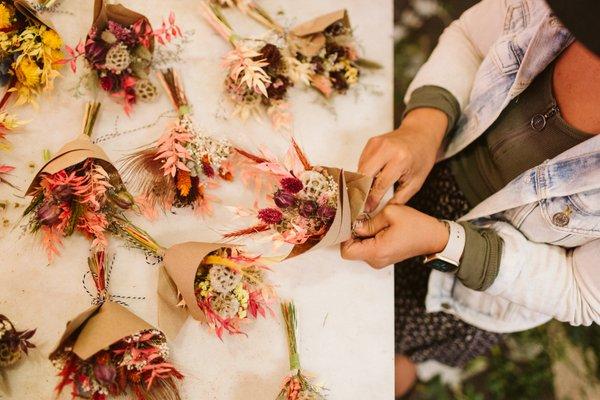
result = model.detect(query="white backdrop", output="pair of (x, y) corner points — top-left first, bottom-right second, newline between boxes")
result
(0, 0), (394, 398)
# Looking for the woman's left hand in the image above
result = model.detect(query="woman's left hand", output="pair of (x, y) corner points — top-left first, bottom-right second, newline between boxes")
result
(341, 204), (450, 269)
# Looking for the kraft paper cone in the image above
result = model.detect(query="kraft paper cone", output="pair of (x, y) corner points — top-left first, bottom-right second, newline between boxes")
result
(290, 9), (350, 57)
(25, 134), (118, 195)
(285, 167), (370, 259)
(93, 0), (154, 52)
(159, 242), (227, 335)
(50, 302), (153, 361)
(157, 266), (189, 340)
(14, 0), (55, 30)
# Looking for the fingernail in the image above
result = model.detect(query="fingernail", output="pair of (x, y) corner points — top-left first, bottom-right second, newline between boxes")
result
(353, 219), (363, 230)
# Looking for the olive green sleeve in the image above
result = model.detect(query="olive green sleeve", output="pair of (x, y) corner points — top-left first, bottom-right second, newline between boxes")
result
(455, 222), (504, 291)
(404, 85), (461, 135)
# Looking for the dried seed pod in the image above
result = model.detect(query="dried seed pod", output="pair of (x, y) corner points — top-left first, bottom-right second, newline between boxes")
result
(134, 79), (159, 102)
(104, 43), (131, 73)
(211, 293), (240, 319)
(208, 264), (242, 294)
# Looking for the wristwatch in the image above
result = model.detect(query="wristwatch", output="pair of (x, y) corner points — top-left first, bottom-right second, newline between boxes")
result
(423, 220), (465, 273)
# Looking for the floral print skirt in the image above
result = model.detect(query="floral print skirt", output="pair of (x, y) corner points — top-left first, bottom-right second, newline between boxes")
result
(395, 162), (504, 367)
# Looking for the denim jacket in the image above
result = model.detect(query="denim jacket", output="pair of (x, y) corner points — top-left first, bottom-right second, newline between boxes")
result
(405, 0), (600, 332)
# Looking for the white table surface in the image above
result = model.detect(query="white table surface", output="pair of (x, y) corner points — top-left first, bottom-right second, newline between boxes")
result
(0, 0), (394, 398)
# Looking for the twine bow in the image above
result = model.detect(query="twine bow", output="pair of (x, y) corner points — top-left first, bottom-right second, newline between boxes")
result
(83, 251), (145, 306)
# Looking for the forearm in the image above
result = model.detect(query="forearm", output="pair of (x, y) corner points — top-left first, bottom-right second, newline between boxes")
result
(482, 221), (600, 326)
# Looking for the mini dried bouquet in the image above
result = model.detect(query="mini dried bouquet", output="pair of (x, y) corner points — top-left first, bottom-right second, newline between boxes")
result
(66, 0), (181, 114)
(287, 10), (370, 98)
(277, 302), (326, 400)
(200, 1), (292, 129)
(0, 0), (64, 105)
(159, 243), (275, 339)
(0, 314), (35, 369)
(51, 251), (184, 400)
(121, 69), (234, 218)
(226, 140), (371, 258)
(214, 4), (381, 98)
(23, 102), (162, 261)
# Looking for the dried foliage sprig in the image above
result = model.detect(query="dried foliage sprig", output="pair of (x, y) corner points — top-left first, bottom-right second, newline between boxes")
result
(194, 247), (274, 338)
(0, 314), (36, 369)
(277, 302), (326, 400)
(0, 0), (64, 106)
(64, 4), (182, 114)
(200, 1), (292, 129)
(120, 69), (234, 219)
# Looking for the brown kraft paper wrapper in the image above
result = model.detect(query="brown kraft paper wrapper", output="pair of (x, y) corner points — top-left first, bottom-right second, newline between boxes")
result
(25, 134), (120, 195)
(49, 301), (153, 361)
(285, 167), (372, 259)
(14, 0), (55, 30)
(93, 0), (154, 52)
(289, 9), (350, 57)
(157, 242), (227, 339)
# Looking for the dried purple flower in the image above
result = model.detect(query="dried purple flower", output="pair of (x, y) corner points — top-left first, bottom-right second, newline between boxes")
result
(317, 204), (336, 221)
(280, 177), (303, 194)
(84, 40), (108, 66)
(37, 202), (61, 226)
(266, 75), (290, 100)
(273, 190), (296, 209)
(53, 185), (73, 202)
(258, 208), (283, 224)
(93, 363), (117, 385)
(298, 200), (318, 218)
(100, 74), (121, 92)
(107, 21), (137, 47)
(257, 43), (282, 70)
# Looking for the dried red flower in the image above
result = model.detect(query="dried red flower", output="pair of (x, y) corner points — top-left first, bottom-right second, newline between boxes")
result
(37, 202), (62, 226)
(318, 204), (336, 220)
(258, 208), (283, 224)
(280, 177), (303, 194)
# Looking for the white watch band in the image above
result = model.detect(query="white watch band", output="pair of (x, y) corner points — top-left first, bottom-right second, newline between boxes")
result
(432, 220), (466, 266)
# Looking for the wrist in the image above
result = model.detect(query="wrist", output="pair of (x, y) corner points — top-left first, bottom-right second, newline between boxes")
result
(425, 217), (450, 255)
(402, 108), (447, 143)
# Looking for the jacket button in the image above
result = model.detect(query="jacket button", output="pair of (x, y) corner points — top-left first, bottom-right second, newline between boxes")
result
(552, 212), (570, 227)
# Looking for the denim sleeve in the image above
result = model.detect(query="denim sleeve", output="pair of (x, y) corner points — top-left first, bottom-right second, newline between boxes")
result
(456, 222), (504, 291)
(404, 85), (461, 135)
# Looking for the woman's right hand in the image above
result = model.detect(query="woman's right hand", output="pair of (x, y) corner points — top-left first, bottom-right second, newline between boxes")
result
(358, 107), (449, 213)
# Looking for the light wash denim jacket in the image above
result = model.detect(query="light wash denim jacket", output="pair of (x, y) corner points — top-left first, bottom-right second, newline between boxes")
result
(405, 0), (600, 333)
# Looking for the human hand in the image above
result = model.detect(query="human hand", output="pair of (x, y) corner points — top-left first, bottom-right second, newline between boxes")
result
(341, 204), (449, 269)
(358, 108), (447, 213)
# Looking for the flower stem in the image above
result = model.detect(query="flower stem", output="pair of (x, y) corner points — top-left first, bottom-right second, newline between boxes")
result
(81, 102), (101, 137)
(281, 301), (301, 371)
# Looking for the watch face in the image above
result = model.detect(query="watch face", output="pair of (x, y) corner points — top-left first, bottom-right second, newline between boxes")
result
(426, 258), (458, 273)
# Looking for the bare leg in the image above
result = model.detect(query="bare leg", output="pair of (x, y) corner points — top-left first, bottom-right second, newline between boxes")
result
(395, 354), (417, 398)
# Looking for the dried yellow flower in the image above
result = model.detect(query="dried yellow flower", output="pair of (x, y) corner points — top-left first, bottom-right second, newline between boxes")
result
(15, 58), (41, 87)
(0, 4), (12, 31)
(41, 29), (62, 50)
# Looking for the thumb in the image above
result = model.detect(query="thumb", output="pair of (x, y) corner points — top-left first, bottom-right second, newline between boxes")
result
(352, 210), (390, 238)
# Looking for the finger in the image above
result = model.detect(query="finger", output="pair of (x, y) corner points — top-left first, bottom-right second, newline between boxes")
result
(352, 209), (390, 238)
(340, 237), (378, 261)
(358, 141), (389, 177)
(389, 181), (419, 205)
(365, 167), (397, 213)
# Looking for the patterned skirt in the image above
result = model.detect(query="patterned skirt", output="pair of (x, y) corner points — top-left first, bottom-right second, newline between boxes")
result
(395, 162), (503, 367)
